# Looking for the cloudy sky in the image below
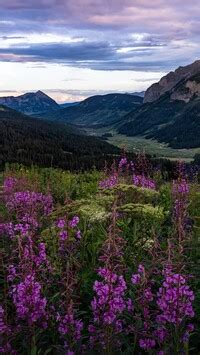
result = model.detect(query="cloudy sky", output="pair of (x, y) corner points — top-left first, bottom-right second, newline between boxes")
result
(0, 0), (200, 102)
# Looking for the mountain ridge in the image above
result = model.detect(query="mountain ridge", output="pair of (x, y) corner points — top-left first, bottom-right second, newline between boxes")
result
(144, 60), (200, 103)
(40, 93), (143, 127)
(118, 61), (200, 149)
(0, 90), (59, 115)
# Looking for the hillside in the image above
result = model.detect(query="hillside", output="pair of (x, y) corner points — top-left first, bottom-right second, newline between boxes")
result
(59, 102), (80, 108)
(144, 60), (200, 103)
(0, 90), (59, 115)
(40, 93), (143, 127)
(0, 105), (120, 170)
(118, 63), (200, 149)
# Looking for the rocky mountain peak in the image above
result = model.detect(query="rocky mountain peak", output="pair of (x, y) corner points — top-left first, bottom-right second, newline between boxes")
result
(35, 90), (49, 98)
(144, 60), (200, 103)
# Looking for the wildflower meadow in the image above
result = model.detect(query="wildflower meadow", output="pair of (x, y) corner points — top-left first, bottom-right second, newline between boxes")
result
(0, 154), (200, 354)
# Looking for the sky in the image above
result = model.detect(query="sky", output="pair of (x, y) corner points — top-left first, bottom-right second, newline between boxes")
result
(0, 0), (200, 103)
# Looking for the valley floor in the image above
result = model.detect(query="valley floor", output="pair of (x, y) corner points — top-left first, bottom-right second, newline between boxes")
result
(86, 128), (200, 161)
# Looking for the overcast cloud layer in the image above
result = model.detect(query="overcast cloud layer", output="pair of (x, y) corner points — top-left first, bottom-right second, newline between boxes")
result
(0, 0), (200, 102)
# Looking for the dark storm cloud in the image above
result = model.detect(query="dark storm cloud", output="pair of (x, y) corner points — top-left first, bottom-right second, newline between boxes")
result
(0, 39), (174, 71)
(6, 41), (114, 60)
(0, 0), (200, 71)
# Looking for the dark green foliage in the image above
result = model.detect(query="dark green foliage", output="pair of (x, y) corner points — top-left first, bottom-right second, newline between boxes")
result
(148, 98), (200, 148)
(194, 154), (200, 165)
(118, 92), (185, 137)
(39, 93), (143, 127)
(100, 133), (113, 140)
(0, 105), (120, 171)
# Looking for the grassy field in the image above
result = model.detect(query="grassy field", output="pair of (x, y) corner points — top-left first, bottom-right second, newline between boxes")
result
(108, 134), (200, 161)
(86, 127), (200, 161)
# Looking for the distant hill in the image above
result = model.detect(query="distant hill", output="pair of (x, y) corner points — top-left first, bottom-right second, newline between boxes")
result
(59, 102), (80, 108)
(40, 93), (143, 127)
(118, 62), (200, 149)
(130, 91), (145, 98)
(0, 105), (120, 170)
(0, 90), (59, 115)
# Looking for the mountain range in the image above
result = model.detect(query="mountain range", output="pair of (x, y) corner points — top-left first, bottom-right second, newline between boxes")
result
(39, 93), (143, 127)
(1, 59), (200, 156)
(0, 91), (143, 128)
(118, 60), (200, 148)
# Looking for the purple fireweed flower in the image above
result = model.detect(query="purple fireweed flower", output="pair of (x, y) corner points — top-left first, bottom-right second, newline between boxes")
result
(98, 268), (118, 282)
(133, 174), (156, 190)
(58, 312), (83, 339)
(5, 190), (53, 223)
(182, 332), (189, 343)
(89, 269), (127, 350)
(0, 306), (9, 334)
(12, 274), (47, 327)
(139, 338), (156, 350)
(35, 243), (47, 266)
(69, 216), (80, 228)
(138, 264), (145, 274)
(126, 298), (134, 312)
(182, 323), (194, 343)
(7, 265), (17, 282)
(22, 215), (39, 229)
(59, 230), (68, 241)
(131, 273), (141, 285)
(0, 343), (17, 355)
(144, 287), (153, 302)
(56, 218), (66, 228)
(89, 268), (127, 336)
(76, 230), (81, 240)
(187, 323), (194, 332)
(118, 158), (128, 169)
(0, 222), (15, 238)
(1, 222), (31, 240)
(56, 215), (81, 242)
(3, 176), (18, 195)
(173, 179), (189, 195)
(130, 264), (158, 350)
(99, 173), (118, 189)
(153, 327), (168, 343)
(157, 269), (194, 326)
(14, 223), (30, 236)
